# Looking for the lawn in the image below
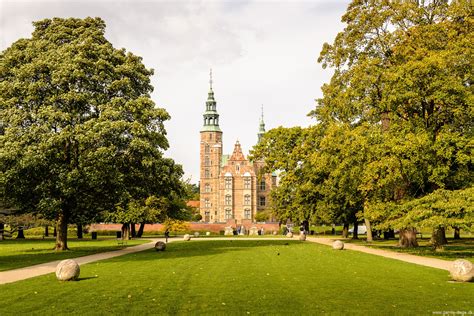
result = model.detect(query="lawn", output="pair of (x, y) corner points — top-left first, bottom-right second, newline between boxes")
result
(0, 238), (148, 271)
(344, 238), (474, 263)
(0, 240), (472, 315)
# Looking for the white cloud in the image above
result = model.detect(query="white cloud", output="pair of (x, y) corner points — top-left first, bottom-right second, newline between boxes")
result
(0, 0), (350, 183)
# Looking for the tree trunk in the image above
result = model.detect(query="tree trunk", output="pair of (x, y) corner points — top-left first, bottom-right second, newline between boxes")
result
(453, 227), (461, 240)
(131, 223), (136, 238)
(121, 223), (130, 240)
(53, 226), (57, 237)
(44, 225), (49, 237)
(398, 228), (418, 248)
(137, 223), (145, 238)
(55, 212), (69, 250)
(0, 223), (4, 240)
(342, 223), (349, 238)
(431, 227), (447, 249)
(364, 218), (373, 242)
(77, 223), (83, 239)
(352, 220), (359, 239)
(17, 227), (25, 239)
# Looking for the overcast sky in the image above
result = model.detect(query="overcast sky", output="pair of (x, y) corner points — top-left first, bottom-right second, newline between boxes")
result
(0, 0), (350, 183)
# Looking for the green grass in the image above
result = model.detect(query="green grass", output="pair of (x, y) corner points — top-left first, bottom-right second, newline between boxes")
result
(0, 240), (472, 315)
(0, 238), (148, 271)
(345, 238), (474, 263)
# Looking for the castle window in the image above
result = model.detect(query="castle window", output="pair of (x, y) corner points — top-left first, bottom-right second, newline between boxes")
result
(204, 169), (210, 178)
(236, 164), (240, 172)
(244, 209), (251, 219)
(205, 156), (210, 166)
(205, 144), (210, 154)
(225, 177), (232, 189)
(244, 194), (251, 206)
(210, 134), (213, 140)
(204, 199), (211, 208)
(272, 176), (277, 186)
(259, 196), (266, 207)
(225, 209), (233, 219)
(244, 177), (251, 189)
(225, 194), (232, 206)
(259, 180), (266, 191)
(204, 183), (211, 193)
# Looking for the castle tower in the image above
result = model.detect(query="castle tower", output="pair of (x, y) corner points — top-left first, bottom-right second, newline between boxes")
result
(200, 69), (223, 222)
(257, 105), (266, 143)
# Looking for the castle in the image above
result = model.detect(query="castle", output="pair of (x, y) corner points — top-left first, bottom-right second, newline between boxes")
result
(199, 72), (276, 224)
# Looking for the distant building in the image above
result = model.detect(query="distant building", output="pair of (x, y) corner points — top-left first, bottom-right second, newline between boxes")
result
(199, 71), (276, 223)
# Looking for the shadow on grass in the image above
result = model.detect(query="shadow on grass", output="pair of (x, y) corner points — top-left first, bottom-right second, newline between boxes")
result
(105, 239), (301, 263)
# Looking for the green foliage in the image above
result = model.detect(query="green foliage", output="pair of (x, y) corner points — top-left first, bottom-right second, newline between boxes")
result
(252, 1), (473, 236)
(0, 18), (184, 248)
(254, 210), (270, 222)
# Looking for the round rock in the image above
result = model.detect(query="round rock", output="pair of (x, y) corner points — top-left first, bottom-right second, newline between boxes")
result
(332, 240), (344, 250)
(194, 232), (200, 237)
(206, 231), (211, 236)
(183, 234), (191, 241)
(56, 259), (80, 281)
(286, 232), (293, 238)
(299, 234), (306, 241)
(450, 259), (474, 282)
(155, 241), (166, 251)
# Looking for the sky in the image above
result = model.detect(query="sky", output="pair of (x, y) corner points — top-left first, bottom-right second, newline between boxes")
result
(0, 0), (350, 184)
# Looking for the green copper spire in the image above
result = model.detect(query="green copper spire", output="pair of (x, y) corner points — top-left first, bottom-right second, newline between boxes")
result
(258, 105), (265, 142)
(202, 69), (221, 132)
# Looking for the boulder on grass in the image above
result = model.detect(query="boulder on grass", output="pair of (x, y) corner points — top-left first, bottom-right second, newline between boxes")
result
(299, 233), (306, 241)
(286, 232), (293, 238)
(194, 232), (200, 238)
(450, 259), (474, 282)
(56, 259), (80, 281)
(332, 240), (344, 250)
(206, 231), (211, 236)
(155, 241), (166, 251)
(183, 234), (191, 241)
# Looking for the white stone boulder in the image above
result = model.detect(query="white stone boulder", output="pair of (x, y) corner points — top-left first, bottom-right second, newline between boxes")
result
(286, 232), (293, 238)
(194, 232), (200, 238)
(450, 259), (474, 282)
(299, 233), (306, 241)
(224, 226), (234, 236)
(183, 234), (191, 241)
(272, 231), (278, 235)
(332, 240), (344, 250)
(249, 226), (259, 236)
(206, 231), (211, 236)
(155, 241), (166, 251)
(56, 259), (80, 281)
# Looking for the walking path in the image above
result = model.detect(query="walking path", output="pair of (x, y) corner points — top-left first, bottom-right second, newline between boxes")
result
(0, 236), (453, 285)
(305, 236), (452, 271)
(0, 238), (161, 285)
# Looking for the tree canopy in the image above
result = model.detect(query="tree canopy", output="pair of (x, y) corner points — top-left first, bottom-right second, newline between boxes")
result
(1, 17), (184, 249)
(252, 0), (473, 246)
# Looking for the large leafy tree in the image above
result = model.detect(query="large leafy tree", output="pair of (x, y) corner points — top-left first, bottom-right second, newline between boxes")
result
(0, 17), (174, 250)
(314, 0), (473, 246)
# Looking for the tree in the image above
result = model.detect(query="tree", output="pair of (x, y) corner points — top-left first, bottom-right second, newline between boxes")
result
(1, 18), (172, 250)
(313, 0), (473, 247)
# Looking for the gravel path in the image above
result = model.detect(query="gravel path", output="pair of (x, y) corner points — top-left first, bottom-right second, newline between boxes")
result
(0, 236), (453, 285)
(305, 236), (452, 271)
